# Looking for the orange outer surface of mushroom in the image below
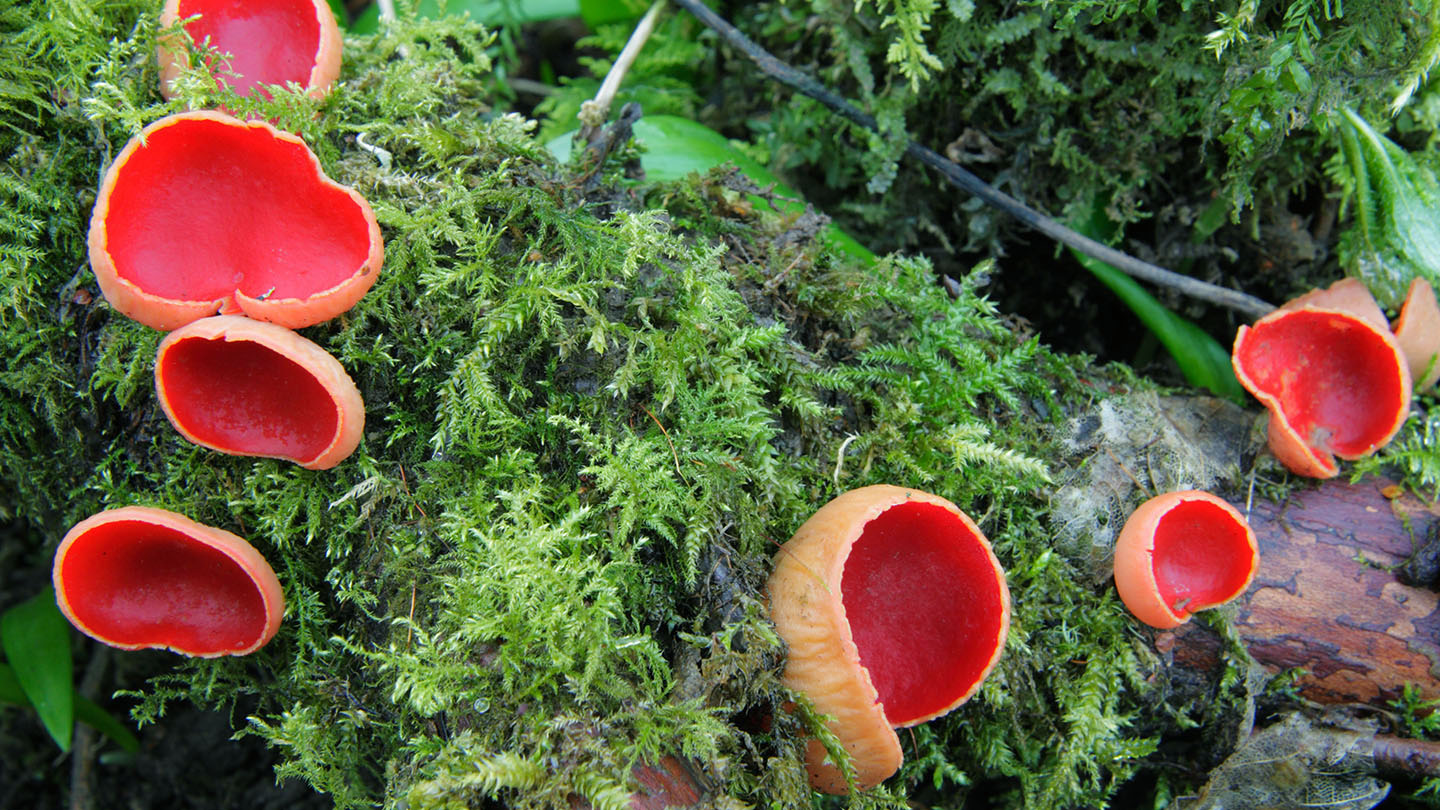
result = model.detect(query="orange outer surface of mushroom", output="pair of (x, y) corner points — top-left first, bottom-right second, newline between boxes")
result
(52, 506), (284, 657)
(1393, 278), (1440, 392)
(88, 111), (383, 331)
(1279, 277), (1389, 330)
(156, 315), (364, 470)
(157, 0), (342, 100)
(1232, 306), (1412, 479)
(1113, 490), (1258, 629)
(766, 485), (1010, 794)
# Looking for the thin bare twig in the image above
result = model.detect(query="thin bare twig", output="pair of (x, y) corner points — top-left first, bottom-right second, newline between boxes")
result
(579, 0), (667, 141)
(671, 0), (1276, 319)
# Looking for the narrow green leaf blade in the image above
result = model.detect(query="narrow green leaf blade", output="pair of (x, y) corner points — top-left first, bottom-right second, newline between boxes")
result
(0, 664), (139, 753)
(73, 693), (140, 753)
(1, 588), (74, 751)
(1069, 204), (1246, 402)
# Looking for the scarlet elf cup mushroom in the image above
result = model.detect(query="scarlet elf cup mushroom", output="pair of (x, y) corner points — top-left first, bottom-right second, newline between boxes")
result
(1113, 490), (1258, 629)
(766, 485), (1010, 793)
(1393, 278), (1440, 393)
(52, 506), (284, 657)
(156, 315), (364, 470)
(87, 110), (383, 331)
(1232, 280), (1412, 479)
(157, 0), (342, 101)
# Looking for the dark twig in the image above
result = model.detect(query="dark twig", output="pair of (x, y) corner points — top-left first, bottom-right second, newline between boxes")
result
(672, 0), (1276, 319)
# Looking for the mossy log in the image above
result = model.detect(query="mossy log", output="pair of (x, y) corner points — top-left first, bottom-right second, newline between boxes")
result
(1159, 476), (1440, 707)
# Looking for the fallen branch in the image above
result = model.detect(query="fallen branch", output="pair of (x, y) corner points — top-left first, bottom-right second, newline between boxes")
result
(671, 0), (1276, 319)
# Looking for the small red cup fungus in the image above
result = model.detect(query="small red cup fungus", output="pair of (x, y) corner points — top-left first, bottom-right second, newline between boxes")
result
(53, 506), (284, 657)
(156, 315), (365, 470)
(158, 0), (342, 101)
(88, 111), (383, 331)
(1393, 278), (1440, 393)
(1232, 297), (1411, 479)
(1113, 490), (1258, 629)
(766, 485), (1010, 793)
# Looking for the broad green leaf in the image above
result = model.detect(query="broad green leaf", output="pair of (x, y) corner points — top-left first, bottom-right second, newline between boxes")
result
(579, 0), (648, 27)
(1334, 107), (1440, 308)
(352, 0), (580, 34)
(548, 115), (877, 264)
(0, 664), (139, 753)
(1, 588), (74, 751)
(0, 662), (23, 704)
(1069, 203), (1246, 402)
(325, 0), (348, 28)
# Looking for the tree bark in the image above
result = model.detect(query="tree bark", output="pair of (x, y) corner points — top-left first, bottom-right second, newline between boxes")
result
(1157, 476), (1440, 706)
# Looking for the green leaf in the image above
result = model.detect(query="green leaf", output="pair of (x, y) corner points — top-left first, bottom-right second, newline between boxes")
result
(548, 115), (877, 264)
(352, 0), (580, 34)
(72, 691), (140, 753)
(578, 0), (649, 28)
(1334, 108), (1440, 308)
(1068, 203), (1246, 402)
(0, 663), (140, 753)
(325, 0), (349, 28)
(1, 587), (74, 751)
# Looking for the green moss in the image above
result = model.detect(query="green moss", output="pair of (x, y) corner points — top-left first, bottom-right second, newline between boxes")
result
(0, 3), (1266, 808)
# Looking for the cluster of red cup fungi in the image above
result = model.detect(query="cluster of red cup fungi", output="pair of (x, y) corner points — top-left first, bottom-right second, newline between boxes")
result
(1108, 276), (1440, 631)
(772, 275), (1440, 792)
(50, 0), (1440, 787)
(55, 0), (371, 658)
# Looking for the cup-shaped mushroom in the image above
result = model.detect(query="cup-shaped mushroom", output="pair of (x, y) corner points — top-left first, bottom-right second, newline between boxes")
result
(88, 111), (383, 331)
(156, 315), (364, 470)
(1113, 490), (1258, 629)
(1232, 306), (1411, 478)
(1393, 278), (1440, 392)
(52, 506), (284, 657)
(767, 485), (1010, 793)
(1280, 277), (1388, 329)
(157, 0), (342, 100)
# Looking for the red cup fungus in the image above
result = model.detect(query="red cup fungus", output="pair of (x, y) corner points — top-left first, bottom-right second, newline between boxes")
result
(53, 506), (284, 657)
(1393, 278), (1440, 393)
(1232, 289), (1412, 478)
(157, 0), (342, 101)
(1112, 490), (1258, 629)
(156, 315), (364, 470)
(88, 111), (383, 331)
(766, 485), (1010, 793)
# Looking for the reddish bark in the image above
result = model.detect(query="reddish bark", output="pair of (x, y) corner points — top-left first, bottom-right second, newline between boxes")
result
(1156, 477), (1440, 706)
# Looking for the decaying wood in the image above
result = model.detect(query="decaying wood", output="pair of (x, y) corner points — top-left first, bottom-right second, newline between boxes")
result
(1157, 476), (1440, 707)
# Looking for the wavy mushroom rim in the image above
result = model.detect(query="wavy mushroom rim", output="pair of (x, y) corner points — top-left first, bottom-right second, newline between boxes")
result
(157, 0), (343, 102)
(1233, 306), (1412, 478)
(87, 110), (383, 331)
(155, 315), (365, 470)
(1394, 277), (1440, 392)
(767, 485), (1010, 793)
(1113, 490), (1259, 629)
(52, 505), (284, 657)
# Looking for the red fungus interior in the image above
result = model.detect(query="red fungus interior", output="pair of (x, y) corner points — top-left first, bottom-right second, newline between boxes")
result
(59, 519), (266, 653)
(1236, 310), (1406, 455)
(1152, 500), (1253, 616)
(841, 502), (1004, 726)
(161, 335), (336, 461)
(104, 117), (370, 304)
(177, 0), (320, 96)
